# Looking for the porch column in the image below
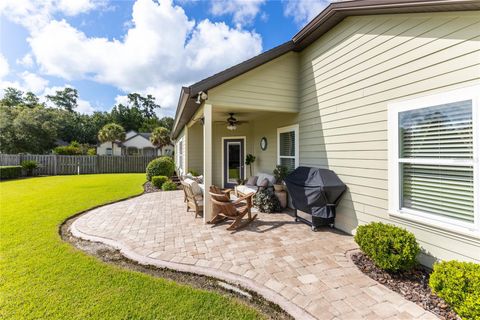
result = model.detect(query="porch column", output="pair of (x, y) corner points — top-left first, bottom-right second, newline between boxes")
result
(203, 103), (213, 223)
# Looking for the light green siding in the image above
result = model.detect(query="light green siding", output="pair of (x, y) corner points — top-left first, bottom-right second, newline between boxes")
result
(187, 122), (204, 175)
(298, 11), (480, 264)
(208, 52), (299, 113)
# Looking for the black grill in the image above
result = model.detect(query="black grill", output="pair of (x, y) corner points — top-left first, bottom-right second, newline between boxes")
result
(285, 166), (347, 231)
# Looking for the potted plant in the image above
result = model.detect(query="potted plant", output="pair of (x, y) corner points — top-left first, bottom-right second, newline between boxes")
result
(245, 154), (256, 177)
(273, 165), (288, 191)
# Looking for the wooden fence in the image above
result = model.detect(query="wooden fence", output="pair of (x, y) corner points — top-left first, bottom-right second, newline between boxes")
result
(0, 154), (157, 175)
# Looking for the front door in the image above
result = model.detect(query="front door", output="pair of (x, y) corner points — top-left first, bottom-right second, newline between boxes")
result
(223, 138), (245, 188)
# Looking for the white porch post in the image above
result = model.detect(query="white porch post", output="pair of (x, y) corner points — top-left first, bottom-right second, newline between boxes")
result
(203, 103), (213, 223)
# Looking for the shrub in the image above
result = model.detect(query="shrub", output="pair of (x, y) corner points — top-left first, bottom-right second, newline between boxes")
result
(253, 189), (281, 213)
(151, 175), (168, 188)
(21, 160), (38, 176)
(161, 180), (177, 191)
(53, 145), (82, 155)
(146, 156), (175, 181)
(87, 148), (96, 155)
(429, 260), (480, 320)
(188, 169), (200, 176)
(0, 166), (22, 180)
(354, 222), (419, 272)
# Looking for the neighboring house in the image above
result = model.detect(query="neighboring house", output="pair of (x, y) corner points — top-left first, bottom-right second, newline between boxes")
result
(172, 0), (480, 266)
(97, 130), (174, 156)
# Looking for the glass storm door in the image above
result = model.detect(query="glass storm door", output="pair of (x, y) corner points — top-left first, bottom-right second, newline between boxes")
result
(223, 139), (245, 188)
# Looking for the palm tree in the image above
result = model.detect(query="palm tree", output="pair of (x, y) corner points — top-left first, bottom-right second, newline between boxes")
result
(150, 127), (171, 155)
(97, 123), (126, 154)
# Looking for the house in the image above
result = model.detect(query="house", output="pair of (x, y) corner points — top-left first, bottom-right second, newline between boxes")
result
(171, 0), (480, 266)
(97, 130), (174, 156)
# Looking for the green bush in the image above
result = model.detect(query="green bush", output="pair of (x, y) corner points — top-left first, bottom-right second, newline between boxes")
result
(354, 222), (419, 272)
(87, 148), (96, 155)
(161, 180), (177, 191)
(146, 156), (174, 181)
(430, 260), (480, 319)
(253, 189), (281, 213)
(151, 175), (168, 188)
(53, 145), (82, 155)
(0, 166), (22, 180)
(21, 160), (38, 176)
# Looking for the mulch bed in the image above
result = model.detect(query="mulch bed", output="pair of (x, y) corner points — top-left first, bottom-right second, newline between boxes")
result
(351, 252), (459, 320)
(143, 181), (160, 193)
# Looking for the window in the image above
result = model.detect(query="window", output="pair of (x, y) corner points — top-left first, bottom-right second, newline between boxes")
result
(277, 124), (299, 173)
(106, 148), (112, 156)
(388, 86), (479, 232)
(177, 137), (184, 174)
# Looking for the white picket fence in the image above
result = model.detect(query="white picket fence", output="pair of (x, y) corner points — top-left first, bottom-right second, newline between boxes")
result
(0, 154), (157, 175)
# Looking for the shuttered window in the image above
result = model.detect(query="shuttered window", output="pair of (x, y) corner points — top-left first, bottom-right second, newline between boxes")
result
(278, 125), (299, 173)
(389, 86), (479, 231)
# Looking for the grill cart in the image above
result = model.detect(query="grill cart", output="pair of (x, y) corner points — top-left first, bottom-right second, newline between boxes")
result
(285, 166), (347, 231)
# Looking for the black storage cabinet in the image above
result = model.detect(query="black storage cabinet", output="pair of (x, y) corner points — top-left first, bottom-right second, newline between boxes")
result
(285, 166), (346, 231)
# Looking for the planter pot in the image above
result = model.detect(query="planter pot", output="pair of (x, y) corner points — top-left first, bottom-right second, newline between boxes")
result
(273, 184), (283, 192)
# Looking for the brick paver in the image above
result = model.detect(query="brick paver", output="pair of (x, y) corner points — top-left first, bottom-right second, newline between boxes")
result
(71, 191), (437, 320)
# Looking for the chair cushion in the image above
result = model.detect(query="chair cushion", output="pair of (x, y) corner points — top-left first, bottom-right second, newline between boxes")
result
(236, 185), (258, 195)
(246, 176), (258, 186)
(256, 173), (275, 187)
(184, 178), (203, 196)
(258, 178), (269, 188)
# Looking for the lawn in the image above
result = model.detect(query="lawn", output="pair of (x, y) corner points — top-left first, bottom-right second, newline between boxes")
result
(0, 174), (262, 319)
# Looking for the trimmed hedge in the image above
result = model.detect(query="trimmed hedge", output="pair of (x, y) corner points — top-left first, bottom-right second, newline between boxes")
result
(0, 166), (22, 180)
(146, 157), (175, 181)
(354, 222), (420, 272)
(430, 260), (480, 320)
(151, 176), (168, 188)
(161, 180), (177, 191)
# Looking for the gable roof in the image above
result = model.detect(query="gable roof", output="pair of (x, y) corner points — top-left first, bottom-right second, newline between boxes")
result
(172, 0), (480, 138)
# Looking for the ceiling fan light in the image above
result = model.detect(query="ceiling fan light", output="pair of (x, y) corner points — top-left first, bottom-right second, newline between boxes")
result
(227, 124), (237, 131)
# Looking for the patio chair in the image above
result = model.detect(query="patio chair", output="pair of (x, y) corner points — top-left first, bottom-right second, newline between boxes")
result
(208, 190), (257, 231)
(209, 185), (233, 200)
(181, 181), (203, 218)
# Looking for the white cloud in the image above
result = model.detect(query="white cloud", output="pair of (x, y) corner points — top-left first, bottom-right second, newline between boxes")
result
(20, 71), (49, 94)
(26, 0), (262, 109)
(114, 95), (129, 106)
(16, 53), (35, 68)
(210, 0), (266, 26)
(283, 0), (330, 26)
(0, 0), (104, 31)
(77, 99), (95, 114)
(0, 54), (9, 79)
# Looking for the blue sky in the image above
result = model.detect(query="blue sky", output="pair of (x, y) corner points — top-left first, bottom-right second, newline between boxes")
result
(0, 0), (329, 116)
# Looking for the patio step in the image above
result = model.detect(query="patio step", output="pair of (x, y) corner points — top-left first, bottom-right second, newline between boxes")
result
(171, 175), (181, 185)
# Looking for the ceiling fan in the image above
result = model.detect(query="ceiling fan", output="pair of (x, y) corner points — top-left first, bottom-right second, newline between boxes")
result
(213, 113), (247, 130)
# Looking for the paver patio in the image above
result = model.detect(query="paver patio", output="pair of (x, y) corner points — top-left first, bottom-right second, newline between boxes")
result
(71, 191), (438, 320)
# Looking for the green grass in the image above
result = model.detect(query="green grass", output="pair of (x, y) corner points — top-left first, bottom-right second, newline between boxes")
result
(0, 174), (262, 319)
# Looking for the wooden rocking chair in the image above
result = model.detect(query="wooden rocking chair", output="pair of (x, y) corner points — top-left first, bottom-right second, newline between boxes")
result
(209, 185), (233, 199)
(181, 181), (203, 218)
(208, 190), (257, 231)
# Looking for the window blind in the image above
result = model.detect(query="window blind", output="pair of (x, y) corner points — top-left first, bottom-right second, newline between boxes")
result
(402, 164), (474, 222)
(279, 130), (296, 172)
(399, 100), (474, 223)
(400, 101), (473, 158)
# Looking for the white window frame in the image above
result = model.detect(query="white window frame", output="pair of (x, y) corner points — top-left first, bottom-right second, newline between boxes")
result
(277, 124), (299, 169)
(388, 85), (480, 234)
(177, 137), (185, 175)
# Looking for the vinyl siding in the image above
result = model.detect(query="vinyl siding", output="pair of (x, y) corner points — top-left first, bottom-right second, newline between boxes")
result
(208, 52), (299, 112)
(298, 11), (480, 264)
(187, 122), (204, 175)
(252, 113), (299, 174)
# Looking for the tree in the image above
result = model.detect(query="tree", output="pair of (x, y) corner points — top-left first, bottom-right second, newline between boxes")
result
(97, 123), (126, 152)
(23, 92), (40, 108)
(127, 93), (160, 118)
(110, 103), (144, 132)
(46, 87), (78, 112)
(0, 105), (58, 154)
(150, 127), (171, 153)
(158, 116), (174, 131)
(1, 87), (24, 107)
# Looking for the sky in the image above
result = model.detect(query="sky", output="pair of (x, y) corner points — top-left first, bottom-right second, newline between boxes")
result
(0, 0), (330, 117)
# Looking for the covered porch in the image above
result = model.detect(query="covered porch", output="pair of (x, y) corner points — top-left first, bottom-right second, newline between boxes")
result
(178, 103), (299, 223)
